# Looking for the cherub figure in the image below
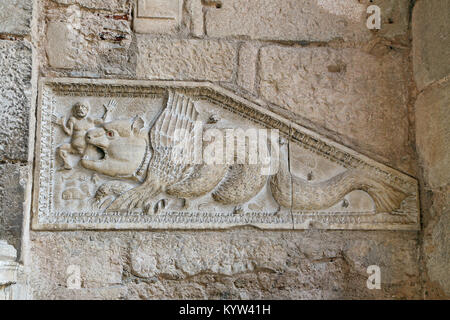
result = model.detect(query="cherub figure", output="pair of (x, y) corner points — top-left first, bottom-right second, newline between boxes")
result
(53, 100), (117, 170)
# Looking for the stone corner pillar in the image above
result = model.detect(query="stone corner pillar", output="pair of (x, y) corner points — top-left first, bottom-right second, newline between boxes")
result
(412, 0), (450, 299)
(0, 240), (29, 300)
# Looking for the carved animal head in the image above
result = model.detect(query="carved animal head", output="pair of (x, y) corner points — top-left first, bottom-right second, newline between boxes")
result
(81, 117), (149, 178)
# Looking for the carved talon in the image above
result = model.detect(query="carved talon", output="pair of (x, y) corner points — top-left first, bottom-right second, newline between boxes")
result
(154, 199), (166, 214)
(51, 114), (63, 126)
(103, 99), (117, 111)
(342, 199), (349, 208)
(233, 206), (244, 215)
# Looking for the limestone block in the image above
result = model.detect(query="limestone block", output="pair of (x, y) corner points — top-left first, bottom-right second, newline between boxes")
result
(0, 40), (32, 162)
(205, 0), (410, 42)
(29, 231), (421, 299)
(259, 45), (411, 169)
(412, 0), (450, 91)
(137, 38), (236, 81)
(44, 6), (134, 75)
(45, 22), (76, 69)
(415, 80), (450, 189)
(30, 233), (125, 292)
(46, 286), (128, 300)
(375, 0), (411, 39)
(237, 42), (259, 93)
(0, 164), (25, 252)
(423, 187), (450, 297)
(187, 0), (204, 37)
(129, 231), (290, 279)
(133, 0), (183, 34)
(0, 0), (32, 35)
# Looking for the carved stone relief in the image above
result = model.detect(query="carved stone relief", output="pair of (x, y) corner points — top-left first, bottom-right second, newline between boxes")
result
(133, 0), (183, 34)
(32, 78), (420, 230)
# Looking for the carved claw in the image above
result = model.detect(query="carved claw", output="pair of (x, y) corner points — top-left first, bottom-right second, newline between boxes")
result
(154, 199), (166, 214)
(103, 99), (117, 112)
(51, 114), (63, 126)
(233, 206), (244, 215)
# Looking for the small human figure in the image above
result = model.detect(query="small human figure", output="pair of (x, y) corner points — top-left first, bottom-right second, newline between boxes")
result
(53, 100), (117, 170)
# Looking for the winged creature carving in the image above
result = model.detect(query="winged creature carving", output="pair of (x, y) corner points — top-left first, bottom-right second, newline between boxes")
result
(80, 91), (409, 214)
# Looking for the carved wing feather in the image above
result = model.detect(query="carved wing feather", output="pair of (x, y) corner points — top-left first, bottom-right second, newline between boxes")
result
(151, 91), (198, 151)
(148, 91), (199, 184)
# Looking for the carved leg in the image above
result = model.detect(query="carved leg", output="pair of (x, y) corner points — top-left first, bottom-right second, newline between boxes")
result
(57, 144), (75, 170)
(106, 182), (162, 212)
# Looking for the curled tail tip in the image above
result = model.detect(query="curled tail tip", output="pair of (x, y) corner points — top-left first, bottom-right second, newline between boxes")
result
(370, 184), (408, 213)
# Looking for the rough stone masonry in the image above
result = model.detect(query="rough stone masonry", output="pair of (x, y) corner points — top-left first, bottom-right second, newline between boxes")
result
(0, 0), (448, 300)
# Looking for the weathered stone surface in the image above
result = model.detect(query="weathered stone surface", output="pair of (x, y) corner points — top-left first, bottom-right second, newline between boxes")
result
(421, 185), (450, 298)
(29, 232), (126, 299)
(205, 0), (410, 42)
(133, 0), (183, 34)
(412, 0), (450, 91)
(44, 286), (128, 300)
(375, 0), (411, 40)
(0, 40), (32, 162)
(45, 22), (76, 69)
(137, 38), (236, 81)
(0, 164), (25, 252)
(43, 4), (135, 75)
(416, 81), (449, 297)
(415, 80), (450, 189)
(259, 45), (412, 171)
(187, 0), (204, 37)
(237, 42), (259, 93)
(0, 0), (32, 35)
(29, 230), (421, 299)
(51, 0), (128, 12)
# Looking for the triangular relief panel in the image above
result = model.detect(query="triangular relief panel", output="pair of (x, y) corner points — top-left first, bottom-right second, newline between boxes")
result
(32, 78), (419, 230)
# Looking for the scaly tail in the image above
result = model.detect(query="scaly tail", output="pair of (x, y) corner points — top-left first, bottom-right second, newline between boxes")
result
(271, 155), (408, 212)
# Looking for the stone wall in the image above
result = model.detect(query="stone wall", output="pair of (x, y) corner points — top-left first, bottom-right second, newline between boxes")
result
(0, 0), (447, 299)
(413, 0), (450, 299)
(0, 0), (33, 256)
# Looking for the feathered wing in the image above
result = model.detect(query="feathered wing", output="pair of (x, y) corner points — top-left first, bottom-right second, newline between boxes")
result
(107, 91), (200, 212)
(148, 90), (199, 184)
